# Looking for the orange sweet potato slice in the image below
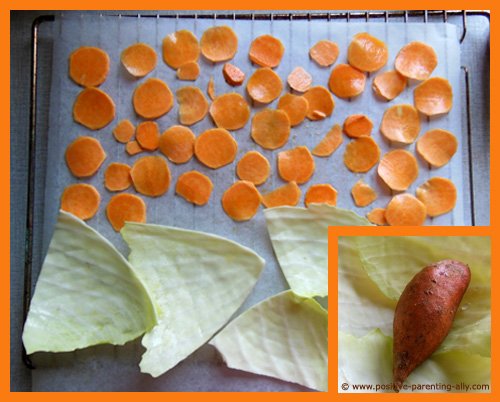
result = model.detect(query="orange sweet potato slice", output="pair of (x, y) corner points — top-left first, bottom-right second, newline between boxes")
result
(305, 184), (337, 207)
(395, 41), (438, 80)
(414, 77), (453, 116)
(135, 121), (160, 151)
(130, 155), (171, 197)
(223, 63), (245, 86)
(343, 114), (373, 138)
(177, 86), (209, 126)
(209, 93), (250, 130)
(278, 146), (315, 184)
(60, 183), (101, 220)
(312, 124), (343, 157)
(378, 149), (419, 191)
(277, 93), (309, 127)
(104, 162), (132, 192)
(328, 64), (366, 98)
(133, 78), (174, 119)
(385, 193), (427, 226)
(251, 109), (290, 150)
(416, 129), (458, 168)
(236, 151), (271, 186)
(176, 170), (214, 206)
(201, 26), (238, 62)
(303, 86), (335, 121)
(222, 180), (261, 221)
(351, 180), (377, 207)
(126, 141), (143, 156)
(106, 193), (146, 231)
(287, 67), (312, 92)
(372, 70), (407, 101)
(162, 30), (200, 69)
(343, 137), (380, 173)
(207, 76), (216, 100)
(65, 136), (106, 178)
(69, 46), (110, 87)
(121, 43), (157, 77)
(176, 61), (200, 81)
(159, 125), (195, 164)
(247, 67), (283, 104)
(380, 104), (420, 144)
(348, 32), (388, 72)
(249, 34), (284, 68)
(73, 88), (115, 130)
(416, 177), (457, 217)
(309, 40), (339, 67)
(262, 182), (301, 208)
(113, 119), (135, 143)
(194, 128), (238, 169)
(366, 208), (387, 226)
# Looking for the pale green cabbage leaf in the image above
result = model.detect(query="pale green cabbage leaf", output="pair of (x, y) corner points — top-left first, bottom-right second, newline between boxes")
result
(121, 222), (264, 378)
(210, 290), (328, 391)
(22, 211), (156, 354)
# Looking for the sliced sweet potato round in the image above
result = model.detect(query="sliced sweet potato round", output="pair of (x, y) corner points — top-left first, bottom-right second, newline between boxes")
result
(194, 128), (238, 169)
(130, 155), (171, 197)
(162, 30), (200, 69)
(380, 104), (420, 144)
(416, 177), (457, 217)
(303, 86), (335, 121)
(277, 146), (315, 184)
(366, 208), (387, 226)
(262, 182), (301, 208)
(121, 43), (157, 77)
(177, 86), (209, 126)
(176, 170), (214, 206)
(385, 193), (427, 226)
(69, 46), (109, 87)
(73, 88), (115, 130)
(249, 34), (284, 68)
(378, 149), (419, 191)
(209, 93), (250, 130)
(414, 77), (453, 116)
(236, 151), (271, 185)
(133, 78), (174, 119)
(222, 181), (261, 221)
(305, 184), (337, 207)
(343, 137), (380, 173)
(113, 119), (135, 143)
(309, 40), (339, 67)
(207, 76), (216, 100)
(343, 114), (373, 138)
(176, 61), (200, 81)
(251, 109), (290, 150)
(277, 93), (309, 127)
(159, 125), (195, 164)
(65, 136), (106, 178)
(351, 180), (377, 207)
(60, 183), (100, 220)
(136, 121), (160, 151)
(416, 129), (458, 167)
(372, 70), (407, 101)
(347, 32), (388, 72)
(106, 193), (146, 232)
(104, 162), (132, 192)
(312, 124), (343, 157)
(223, 63), (245, 86)
(201, 26), (238, 62)
(395, 41), (438, 80)
(328, 64), (366, 98)
(125, 141), (143, 156)
(287, 67), (312, 92)
(247, 67), (283, 104)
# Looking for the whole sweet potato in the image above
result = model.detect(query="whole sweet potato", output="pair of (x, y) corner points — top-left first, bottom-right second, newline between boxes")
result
(393, 259), (471, 392)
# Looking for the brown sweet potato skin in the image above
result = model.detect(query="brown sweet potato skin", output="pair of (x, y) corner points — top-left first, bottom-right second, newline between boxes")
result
(393, 259), (471, 392)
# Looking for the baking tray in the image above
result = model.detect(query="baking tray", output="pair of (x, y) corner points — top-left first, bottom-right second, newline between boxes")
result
(21, 10), (490, 391)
